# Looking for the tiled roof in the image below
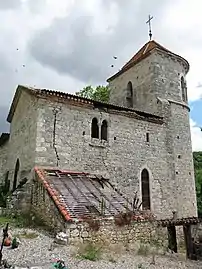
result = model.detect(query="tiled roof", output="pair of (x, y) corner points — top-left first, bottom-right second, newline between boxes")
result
(35, 167), (135, 222)
(0, 133), (10, 147)
(34, 167), (201, 226)
(158, 217), (202, 227)
(7, 85), (163, 124)
(107, 40), (189, 82)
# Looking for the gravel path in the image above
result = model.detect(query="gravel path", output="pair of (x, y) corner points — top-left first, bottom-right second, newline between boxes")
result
(1, 228), (202, 269)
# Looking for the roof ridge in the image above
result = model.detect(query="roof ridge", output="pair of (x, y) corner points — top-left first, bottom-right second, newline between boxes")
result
(7, 84), (164, 125)
(107, 40), (189, 82)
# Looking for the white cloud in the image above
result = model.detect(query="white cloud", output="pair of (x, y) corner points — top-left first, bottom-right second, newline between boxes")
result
(0, 0), (202, 133)
(158, 0), (202, 103)
(190, 119), (202, 151)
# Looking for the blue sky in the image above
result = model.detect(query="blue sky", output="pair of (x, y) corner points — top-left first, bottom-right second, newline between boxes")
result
(190, 100), (202, 127)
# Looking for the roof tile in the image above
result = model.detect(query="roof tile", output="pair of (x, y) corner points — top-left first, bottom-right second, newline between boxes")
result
(35, 167), (135, 222)
(107, 40), (189, 82)
(34, 167), (201, 225)
(7, 85), (163, 125)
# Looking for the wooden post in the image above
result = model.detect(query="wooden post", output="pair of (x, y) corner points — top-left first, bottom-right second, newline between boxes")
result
(0, 223), (9, 265)
(183, 224), (194, 259)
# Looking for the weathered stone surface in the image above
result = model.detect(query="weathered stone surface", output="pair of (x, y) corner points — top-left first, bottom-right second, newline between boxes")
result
(108, 50), (197, 219)
(54, 232), (68, 245)
(81, 231), (89, 238)
(0, 42), (197, 224)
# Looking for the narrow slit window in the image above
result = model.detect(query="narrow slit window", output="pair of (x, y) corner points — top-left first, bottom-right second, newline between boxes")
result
(141, 169), (151, 210)
(126, 81), (133, 108)
(146, 133), (149, 142)
(181, 76), (188, 102)
(13, 159), (20, 192)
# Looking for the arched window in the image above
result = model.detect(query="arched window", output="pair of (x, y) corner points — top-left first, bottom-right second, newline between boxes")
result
(181, 76), (187, 102)
(126, 81), (133, 108)
(101, 120), (108, 141)
(141, 168), (151, 210)
(91, 118), (99, 139)
(13, 159), (20, 191)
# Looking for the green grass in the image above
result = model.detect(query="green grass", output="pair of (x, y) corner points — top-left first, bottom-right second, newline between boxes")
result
(78, 243), (102, 261)
(137, 244), (150, 256)
(0, 215), (24, 227)
(14, 231), (38, 239)
(0, 212), (53, 233)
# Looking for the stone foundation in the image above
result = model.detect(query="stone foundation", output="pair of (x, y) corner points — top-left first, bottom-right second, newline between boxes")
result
(65, 219), (168, 247)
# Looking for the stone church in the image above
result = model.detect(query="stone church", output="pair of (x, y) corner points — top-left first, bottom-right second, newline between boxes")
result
(0, 39), (198, 223)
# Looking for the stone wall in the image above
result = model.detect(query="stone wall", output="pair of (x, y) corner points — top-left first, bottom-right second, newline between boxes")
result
(35, 97), (175, 219)
(109, 50), (187, 116)
(1, 41), (196, 223)
(109, 53), (158, 113)
(66, 219), (168, 247)
(29, 179), (169, 247)
(108, 47), (197, 219)
(168, 102), (197, 218)
(31, 177), (66, 231)
(7, 89), (38, 189)
(33, 91), (197, 219)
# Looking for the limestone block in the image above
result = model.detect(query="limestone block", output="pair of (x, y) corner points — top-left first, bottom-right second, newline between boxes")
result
(55, 231), (68, 245)
(81, 231), (89, 238)
(70, 229), (80, 237)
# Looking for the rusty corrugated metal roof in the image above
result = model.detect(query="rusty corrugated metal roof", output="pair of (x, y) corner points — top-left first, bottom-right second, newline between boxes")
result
(35, 167), (133, 222)
(34, 167), (200, 226)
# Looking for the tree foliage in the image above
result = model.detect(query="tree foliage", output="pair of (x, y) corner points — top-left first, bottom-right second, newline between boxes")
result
(193, 151), (202, 217)
(76, 85), (110, 103)
(0, 175), (10, 207)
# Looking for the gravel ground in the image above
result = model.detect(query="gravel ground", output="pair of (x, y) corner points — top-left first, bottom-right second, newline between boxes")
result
(1, 228), (202, 269)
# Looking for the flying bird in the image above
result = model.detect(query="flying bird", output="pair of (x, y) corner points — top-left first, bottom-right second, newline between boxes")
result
(111, 65), (114, 68)
(113, 56), (117, 59)
(197, 82), (202, 88)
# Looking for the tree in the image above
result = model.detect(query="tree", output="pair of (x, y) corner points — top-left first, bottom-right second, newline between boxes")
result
(193, 151), (202, 217)
(76, 85), (110, 103)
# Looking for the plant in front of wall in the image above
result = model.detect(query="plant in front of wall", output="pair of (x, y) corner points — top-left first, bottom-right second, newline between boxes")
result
(114, 211), (133, 227)
(78, 242), (102, 261)
(82, 216), (100, 232)
(0, 176), (11, 207)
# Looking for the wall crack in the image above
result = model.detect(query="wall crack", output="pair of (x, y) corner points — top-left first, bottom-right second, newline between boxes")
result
(53, 108), (61, 166)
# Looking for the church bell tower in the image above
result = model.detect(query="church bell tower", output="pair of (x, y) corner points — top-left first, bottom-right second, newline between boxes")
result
(106, 18), (197, 219)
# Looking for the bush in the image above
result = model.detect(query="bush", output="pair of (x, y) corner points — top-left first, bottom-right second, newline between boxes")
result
(137, 244), (150, 256)
(114, 211), (133, 226)
(0, 176), (11, 208)
(82, 216), (100, 231)
(78, 243), (101, 261)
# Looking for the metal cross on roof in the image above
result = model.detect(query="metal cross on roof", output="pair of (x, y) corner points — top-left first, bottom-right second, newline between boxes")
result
(146, 15), (153, 41)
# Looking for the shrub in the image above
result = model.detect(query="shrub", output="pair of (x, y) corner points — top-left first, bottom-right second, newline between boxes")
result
(114, 211), (133, 226)
(137, 244), (149, 256)
(82, 216), (100, 231)
(78, 243), (101, 261)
